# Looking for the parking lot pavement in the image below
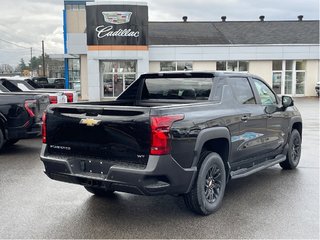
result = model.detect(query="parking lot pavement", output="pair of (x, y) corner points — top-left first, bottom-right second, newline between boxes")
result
(0, 98), (319, 239)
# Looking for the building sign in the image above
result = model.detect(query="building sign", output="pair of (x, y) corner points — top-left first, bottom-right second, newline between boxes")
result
(86, 4), (148, 46)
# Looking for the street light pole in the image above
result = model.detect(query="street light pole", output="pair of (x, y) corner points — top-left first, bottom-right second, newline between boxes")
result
(42, 40), (45, 77)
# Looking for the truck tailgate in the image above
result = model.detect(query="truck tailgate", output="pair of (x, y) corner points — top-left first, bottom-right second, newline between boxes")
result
(46, 105), (151, 167)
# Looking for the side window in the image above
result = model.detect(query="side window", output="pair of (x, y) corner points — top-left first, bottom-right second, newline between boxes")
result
(253, 79), (277, 105)
(229, 77), (256, 104)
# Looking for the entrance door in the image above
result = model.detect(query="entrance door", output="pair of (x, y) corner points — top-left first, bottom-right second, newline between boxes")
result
(100, 61), (136, 98)
(272, 60), (306, 96)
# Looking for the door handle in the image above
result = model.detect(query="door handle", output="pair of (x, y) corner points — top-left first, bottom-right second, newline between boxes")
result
(267, 114), (273, 118)
(241, 115), (249, 121)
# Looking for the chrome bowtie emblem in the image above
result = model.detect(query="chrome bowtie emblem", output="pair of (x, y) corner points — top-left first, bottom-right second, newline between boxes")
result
(80, 118), (101, 127)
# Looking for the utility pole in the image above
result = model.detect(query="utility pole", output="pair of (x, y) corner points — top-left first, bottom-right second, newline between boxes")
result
(42, 40), (45, 76)
(30, 47), (33, 77)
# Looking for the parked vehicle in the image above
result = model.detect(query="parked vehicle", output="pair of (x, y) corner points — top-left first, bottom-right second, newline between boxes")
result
(7, 77), (77, 103)
(53, 78), (65, 89)
(316, 81), (320, 97)
(30, 77), (56, 88)
(0, 79), (67, 104)
(40, 71), (302, 215)
(0, 92), (50, 151)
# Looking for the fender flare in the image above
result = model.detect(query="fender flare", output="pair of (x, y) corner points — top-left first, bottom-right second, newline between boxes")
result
(192, 127), (231, 168)
(288, 116), (303, 139)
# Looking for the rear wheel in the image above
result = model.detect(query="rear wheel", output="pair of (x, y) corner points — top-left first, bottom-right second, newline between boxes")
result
(5, 139), (19, 146)
(0, 129), (4, 151)
(184, 151), (226, 215)
(280, 129), (301, 170)
(84, 186), (115, 197)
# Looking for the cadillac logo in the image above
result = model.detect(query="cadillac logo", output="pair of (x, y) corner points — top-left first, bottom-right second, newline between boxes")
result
(80, 118), (102, 127)
(102, 11), (132, 25)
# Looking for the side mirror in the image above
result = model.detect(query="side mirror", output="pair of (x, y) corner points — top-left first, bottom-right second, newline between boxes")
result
(282, 96), (294, 108)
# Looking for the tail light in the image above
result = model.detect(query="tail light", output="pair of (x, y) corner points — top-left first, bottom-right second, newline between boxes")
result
(65, 93), (73, 102)
(24, 100), (36, 117)
(150, 114), (184, 155)
(42, 112), (47, 143)
(49, 96), (58, 104)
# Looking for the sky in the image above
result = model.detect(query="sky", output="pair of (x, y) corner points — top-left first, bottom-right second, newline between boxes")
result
(0, 0), (319, 67)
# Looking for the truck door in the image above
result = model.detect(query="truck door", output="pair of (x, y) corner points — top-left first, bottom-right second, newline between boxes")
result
(228, 77), (269, 169)
(251, 78), (289, 157)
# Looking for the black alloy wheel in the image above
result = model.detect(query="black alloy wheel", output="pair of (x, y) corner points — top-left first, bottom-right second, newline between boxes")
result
(184, 151), (226, 215)
(280, 129), (301, 170)
(204, 165), (222, 204)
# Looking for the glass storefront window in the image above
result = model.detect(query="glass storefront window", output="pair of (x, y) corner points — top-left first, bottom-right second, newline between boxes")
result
(216, 61), (248, 72)
(272, 60), (282, 70)
(177, 62), (193, 71)
(272, 60), (306, 96)
(239, 61), (249, 71)
(68, 58), (80, 93)
(100, 61), (136, 98)
(227, 61), (237, 71)
(296, 72), (305, 94)
(286, 60), (293, 70)
(272, 72), (282, 94)
(160, 61), (193, 71)
(285, 72), (293, 94)
(125, 74), (136, 89)
(160, 62), (176, 71)
(216, 61), (226, 70)
(296, 60), (306, 70)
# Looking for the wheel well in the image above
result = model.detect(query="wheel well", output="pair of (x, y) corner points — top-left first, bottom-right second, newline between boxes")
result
(292, 122), (302, 138)
(202, 138), (229, 172)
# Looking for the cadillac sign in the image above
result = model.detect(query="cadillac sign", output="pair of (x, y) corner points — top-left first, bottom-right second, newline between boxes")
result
(86, 4), (148, 46)
(102, 11), (132, 24)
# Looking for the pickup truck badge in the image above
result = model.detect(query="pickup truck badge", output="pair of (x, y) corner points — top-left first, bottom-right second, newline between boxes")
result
(80, 118), (101, 127)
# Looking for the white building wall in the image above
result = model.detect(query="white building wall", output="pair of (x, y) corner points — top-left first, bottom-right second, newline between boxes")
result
(149, 45), (319, 61)
(149, 62), (160, 72)
(193, 61), (216, 71)
(80, 55), (88, 100)
(249, 61), (273, 86)
(305, 60), (320, 96)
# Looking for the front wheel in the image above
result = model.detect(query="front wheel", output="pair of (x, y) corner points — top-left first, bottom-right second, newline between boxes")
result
(280, 129), (301, 170)
(184, 152), (226, 215)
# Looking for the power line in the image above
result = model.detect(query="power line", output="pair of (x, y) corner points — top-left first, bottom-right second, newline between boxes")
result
(0, 38), (30, 49)
(0, 48), (42, 53)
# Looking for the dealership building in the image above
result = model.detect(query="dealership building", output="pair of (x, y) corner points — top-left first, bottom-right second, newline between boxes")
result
(61, 0), (320, 100)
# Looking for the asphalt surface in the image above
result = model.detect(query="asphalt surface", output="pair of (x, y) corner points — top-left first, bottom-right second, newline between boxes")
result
(0, 98), (319, 239)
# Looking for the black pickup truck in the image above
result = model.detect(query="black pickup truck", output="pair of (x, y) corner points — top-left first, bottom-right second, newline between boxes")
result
(0, 92), (50, 151)
(40, 72), (302, 215)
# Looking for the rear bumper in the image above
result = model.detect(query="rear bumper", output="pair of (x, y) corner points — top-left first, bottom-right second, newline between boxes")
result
(40, 144), (197, 196)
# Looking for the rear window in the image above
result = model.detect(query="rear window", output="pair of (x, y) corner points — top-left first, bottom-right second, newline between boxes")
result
(141, 78), (212, 100)
(2, 80), (22, 92)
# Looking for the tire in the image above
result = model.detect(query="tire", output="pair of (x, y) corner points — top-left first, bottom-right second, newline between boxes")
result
(280, 129), (301, 170)
(184, 151), (226, 215)
(5, 139), (19, 146)
(84, 186), (115, 197)
(0, 129), (4, 151)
